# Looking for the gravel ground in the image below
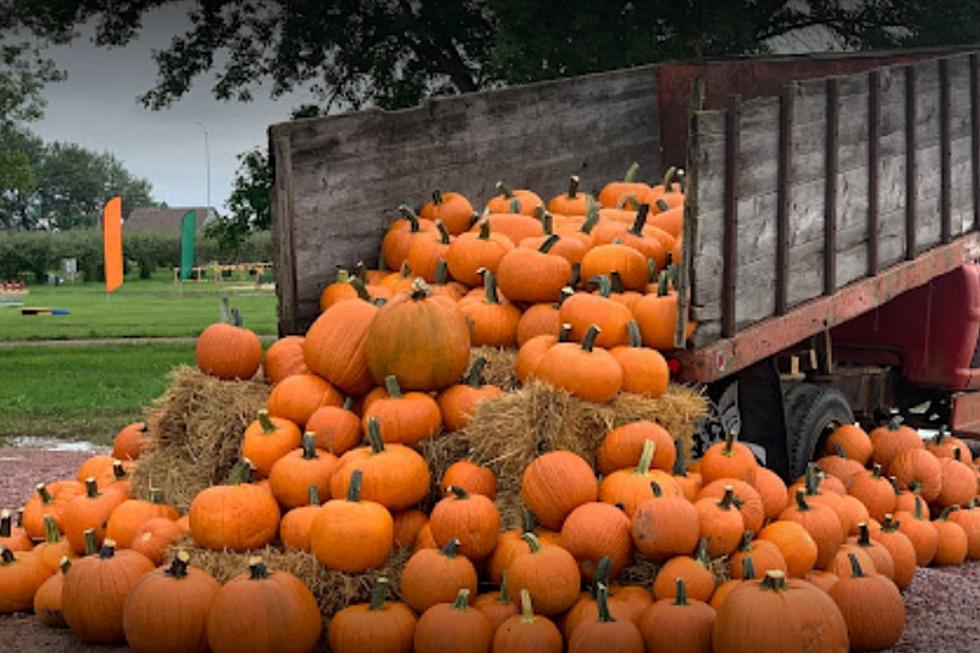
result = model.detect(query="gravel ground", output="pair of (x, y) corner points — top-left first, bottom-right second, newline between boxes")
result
(1, 445), (978, 652)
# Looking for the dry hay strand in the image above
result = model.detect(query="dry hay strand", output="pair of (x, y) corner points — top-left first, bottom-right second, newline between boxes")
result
(471, 346), (519, 390)
(129, 365), (269, 510)
(619, 554), (662, 587)
(175, 537), (410, 626)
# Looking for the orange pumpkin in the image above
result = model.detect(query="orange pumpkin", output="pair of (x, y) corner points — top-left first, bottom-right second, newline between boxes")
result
(521, 450), (598, 529)
(514, 325), (571, 382)
(534, 325), (624, 403)
(195, 305), (262, 380)
(890, 448), (943, 503)
(112, 422), (148, 462)
(698, 479), (765, 533)
(421, 189), (475, 234)
(430, 486), (500, 561)
(382, 205), (436, 270)
(894, 495), (939, 566)
(506, 533), (581, 616)
(824, 422), (873, 465)
(407, 220), (454, 283)
(414, 588), (493, 653)
(0, 509), (33, 552)
(869, 416), (923, 470)
(870, 514), (917, 589)
(560, 276), (633, 348)
(401, 538), (478, 613)
(62, 479), (127, 554)
(638, 577), (716, 653)
(694, 485), (745, 557)
(828, 553), (904, 652)
(130, 518), (185, 566)
(305, 398), (362, 455)
(439, 460), (497, 499)
(188, 459), (281, 552)
(486, 182), (544, 216)
(0, 546), (52, 614)
(699, 432), (758, 486)
(757, 521), (818, 578)
(567, 583), (644, 653)
(304, 292), (379, 397)
(269, 433), (340, 509)
(609, 321), (670, 398)
(778, 490), (844, 570)
(652, 539), (715, 601)
(631, 480), (700, 561)
(267, 373), (343, 429)
(597, 162), (651, 209)
(263, 335), (309, 384)
(599, 441), (682, 517)
(241, 410), (302, 478)
(328, 577), (417, 653)
(34, 556), (70, 627)
(105, 488), (179, 549)
(496, 235), (573, 304)
(311, 470), (393, 572)
(849, 464), (898, 522)
(560, 502), (633, 581)
(492, 588), (563, 653)
(932, 506), (968, 566)
(446, 219), (515, 287)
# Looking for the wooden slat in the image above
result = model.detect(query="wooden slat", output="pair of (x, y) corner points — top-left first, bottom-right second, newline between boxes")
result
(940, 58), (952, 243)
(972, 54), (980, 230)
(905, 65), (918, 260)
(868, 70), (880, 274)
(825, 78), (839, 295)
(722, 94), (741, 338)
(269, 126), (298, 336)
(676, 78), (705, 348)
(776, 84), (793, 315)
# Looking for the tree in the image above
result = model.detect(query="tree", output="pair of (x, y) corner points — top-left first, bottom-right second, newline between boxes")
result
(0, 126), (44, 229)
(205, 146), (271, 254)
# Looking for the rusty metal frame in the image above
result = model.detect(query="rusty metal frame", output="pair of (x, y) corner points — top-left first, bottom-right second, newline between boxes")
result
(674, 232), (978, 383)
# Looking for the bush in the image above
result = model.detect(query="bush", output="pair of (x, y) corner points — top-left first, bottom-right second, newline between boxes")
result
(0, 229), (273, 282)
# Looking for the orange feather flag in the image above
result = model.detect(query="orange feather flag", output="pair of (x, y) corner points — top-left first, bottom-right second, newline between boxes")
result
(103, 196), (123, 293)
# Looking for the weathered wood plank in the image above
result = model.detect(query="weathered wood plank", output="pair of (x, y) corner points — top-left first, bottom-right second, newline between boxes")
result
(270, 127), (297, 336)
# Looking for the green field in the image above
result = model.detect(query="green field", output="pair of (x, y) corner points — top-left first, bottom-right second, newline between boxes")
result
(0, 270), (277, 341)
(0, 342), (198, 443)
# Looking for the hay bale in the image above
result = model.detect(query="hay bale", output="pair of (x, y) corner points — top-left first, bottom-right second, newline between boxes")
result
(471, 347), (520, 390)
(421, 380), (708, 527)
(129, 366), (269, 510)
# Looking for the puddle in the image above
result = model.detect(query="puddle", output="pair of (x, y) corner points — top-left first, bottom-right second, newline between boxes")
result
(4, 437), (104, 452)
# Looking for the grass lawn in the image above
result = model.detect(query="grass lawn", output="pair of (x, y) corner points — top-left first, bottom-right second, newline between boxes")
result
(0, 269), (277, 341)
(0, 342), (197, 444)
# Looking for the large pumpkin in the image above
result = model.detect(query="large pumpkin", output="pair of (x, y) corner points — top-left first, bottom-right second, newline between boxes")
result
(206, 557), (321, 653)
(521, 450), (598, 529)
(828, 554), (904, 652)
(62, 478), (127, 554)
(0, 546), (52, 614)
(328, 577), (417, 653)
(304, 290), (379, 396)
(263, 335), (308, 384)
(401, 538), (478, 613)
(365, 279), (471, 391)
(189, 459), (281, 552)
(492, 588), (563, 653)
(195, 302), (262, 380)
(560, 502), (633, 581)
(429, 487), (500, 561)
(311, 470), (393, 572)
(506, 533), (581, 616)
(533, 325), (624, 403)
(414, 588), (493, 653)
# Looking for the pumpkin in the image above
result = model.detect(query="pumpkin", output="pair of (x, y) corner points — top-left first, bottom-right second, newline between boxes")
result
(414, 523), (437, 551)
(563, 559), (648, 639)
(515, 296), (566, 346)
(439, 460), (497, 499)
(652, 539), (715, 601)
(818, 443), (867, 489)
(496, 235), (573, 304)
(414, 588), (493, 653)
(546, 175), (591, 215)
(826, 543), (877, 578)
(280, 486), (322, 552)
(459, 269), (521, 347)
(328, 577), (417, 653)
(632, 271), (695, 349)
(430, 486), (500, 560)
(34, 556), (70, 627)
(925, 427), (972, 461)
(382, 261), (418, 294)
(407, 220), (454, 282)
(446, 219), (515, 287)
(33, 515), (74, 573)
(947, 501), (980, 559)
(112, 422), (148, 461)
(836, 494), (872, 537)
(304, 291), (379, 396)
(269, 432), (340, 509)
(206, 557), (321, 653)
(599, 440), (682, 517)
(711, 557), (757, 611)
(514, 324), (571, 382)
(521, 450), (597, 529)
(849, 464), (898, 522)
(241, 411), (302, 478)
(567, 583), (644, 653)
(312, 470), (393, 572)
(485, 510), (562, 585)
(477, 208), (545, 246)
(591, 203), (672, 267)
(22, 481), (83, 538)
(890, 448), (942, 502)
(935, 450), (976, 507)
(382, 205), (436, 270)
(492, 588), (563, 653)
(731, 531), (788, 578)
(63, 478), (127, 554)
(487, 182), (544, 215)
(631, 479), (700, 560)
(62, 539), (154, 644)
(330, 417), (431, 511)
(757, 520), (818, 578)
(131, 518), (185, 566)
(609, 321), (670, 398)
(534, 325), (624, 403)
(473, 571), (519, 631)
(598, 162), (651, 208)
(698, 479), (765, 533)
(0, 546), (52, 613)
(694, 485), (745, 557)
(267, 373), (343, 429)
(869, 416), (923, 470)
(893, 495), (939, 566)
(871, 514), (917, 589)
(778, 489), (844, 569)
(189, 459), (281, 552)
(263, 336), (309, 384)
(420, 189), (475, 234)
(559, 276), (632, 348)
(195, 303), (262, 380)
(579, 241), (647, 291)
(507, 533), (580, 616)
(106, 488), (179, 548)
(520, 214), (591, 265)
(0, 509), (33, 551)
(402, 538), (478, 613)
(846, 522), (895, 581)
(712, 571), (849, 653)
(828, 553), (905, 652)
(824, 422), (874, 465)
(560, 502), (633, 580)
(76, 454), (115, 484)
(932, 506), (968, 566)
(672, 449), (705, 503)
(437, 358), (503, 432)
(122, 551), (221, 653)
(805, 569), (840, 593)
(305, 398), (362, 455)
(365, 279), (471, 391)
(699, 432), (758, 486)
(639, 577), (716, 653)
(103, 459), (133, 496)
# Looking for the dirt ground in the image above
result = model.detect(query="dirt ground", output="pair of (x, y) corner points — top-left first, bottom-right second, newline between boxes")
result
(2, 444), (979, 652)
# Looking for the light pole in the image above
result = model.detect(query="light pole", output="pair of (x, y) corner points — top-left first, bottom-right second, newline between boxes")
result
(194, 121), (211, 211)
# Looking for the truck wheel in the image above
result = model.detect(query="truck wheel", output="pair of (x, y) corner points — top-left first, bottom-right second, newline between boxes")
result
(783, 383), (854, 480)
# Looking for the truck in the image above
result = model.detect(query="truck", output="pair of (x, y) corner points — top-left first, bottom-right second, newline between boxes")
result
(269, 45), (980, 480)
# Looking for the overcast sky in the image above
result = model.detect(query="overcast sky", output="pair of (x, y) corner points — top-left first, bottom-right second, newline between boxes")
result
(30, 3), (318, 211)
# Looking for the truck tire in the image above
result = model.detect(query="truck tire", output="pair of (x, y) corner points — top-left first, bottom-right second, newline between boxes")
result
(783, 383), (854, 480)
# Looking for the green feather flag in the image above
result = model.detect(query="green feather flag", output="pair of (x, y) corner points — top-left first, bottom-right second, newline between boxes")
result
(179, 211), (197, 281)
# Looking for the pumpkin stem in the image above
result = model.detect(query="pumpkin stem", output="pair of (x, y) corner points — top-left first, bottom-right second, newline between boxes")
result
(59, 556), (72, 575)
(590, 556), (613, 600)
(464, 356), (487, 388)
(301, 432), (318, 460)
(450, 588), (471, 610)
(869, 463), (884, 480)
(479, 268), (500, 305)
(384, 375), (403, 398)
(99, 538), (117, 559)
(626, 320), (642, 348)
(399, 261), (413, 279)
(647, 258), (658, 284)
(954, 448), (963, 462)
(0, 547), (13, 565)
(630, 203), (649, 236)
(36, 482), (54, 505)
(347, 469), (364, 503)
(657, 270), (670, 297)
(495, 181), (514, 199)
(590, 275), (613, 298)
(538, 234), (560, 253)
(508, 197), (521, 213)
(434, 259), (449, 285)
(342, 396), (354, 411)
(521, 507), (538, 534)
(719, 485), (737, 510)
(609, 271), (626, 294)
(83, 528), (98, 555)
(662, 166), (677, 190)
(0, 511), (10, 539)
(566, 175), (581, 199)
(887, 476), (899, 495)
(43, 515), (61, 544)
(723, 431), (737, 456)
(742, 555), (757, 580)
(581, 200), (599, 234)
(857, 522), (872, 546)
(308, 485), (321, 506)
(257, 409), (277, 434)
(398, 204), (421, 232)
(596, 583), (615, 622)
(739, 530), (754, 552)
(804, 463), (820, 496)
(335, 268), (350, 285)
(673, 443), (688, 476)
(226, 458), (254, 485)
(938, 505), (959, 521)
(166, 551), (191, 579)
(581, 325), (602, 352)
(522, 532), (542, 553)
(409, 277), (431, 300)
(540, 211), (554, 236)
(695, 538), (709, 567)
(635, 439), (655, 475)
(84, 477), (100, 498)
(517, 588), (536, 623)
(447, 485), (470, 500)
(439, 538), (462, 559)
(568, 262), (581, 288)
(559, 323), (573, 343)
(477, 219), (492, 240)
(248, 556), (269, 580)
(498, 569), (512, 604)
(112, 460), (126, 481)
(674, 578), (688, 605)
(354, 261), (369, 284)
(149, 488), (165, 504)
(761, 570), (787, 591)
(847, 552), (865, 578)
(350, 277), (373, 303)
(435, 220), (451, 245)
(365, 418), (386, 455)
(368, 577), (390, 610)
(655, 198), (670, 213)
(650, 480), (663, 497)
(914, 495), (925, 521)
(432, 189), (444, 206)
(623, 162), (640, 183)
(833, 441), (848, 459)
(794, 489), (811, 512)
(881, 513), (900, 532)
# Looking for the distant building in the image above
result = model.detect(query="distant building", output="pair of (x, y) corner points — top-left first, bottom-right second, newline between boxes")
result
(124, 207), (214, 233)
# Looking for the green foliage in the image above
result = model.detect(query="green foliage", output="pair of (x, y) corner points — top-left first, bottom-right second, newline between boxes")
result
(0, 229), (272, 282)
(206, 146), (272, 254)
(0, 37), (65, 129)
